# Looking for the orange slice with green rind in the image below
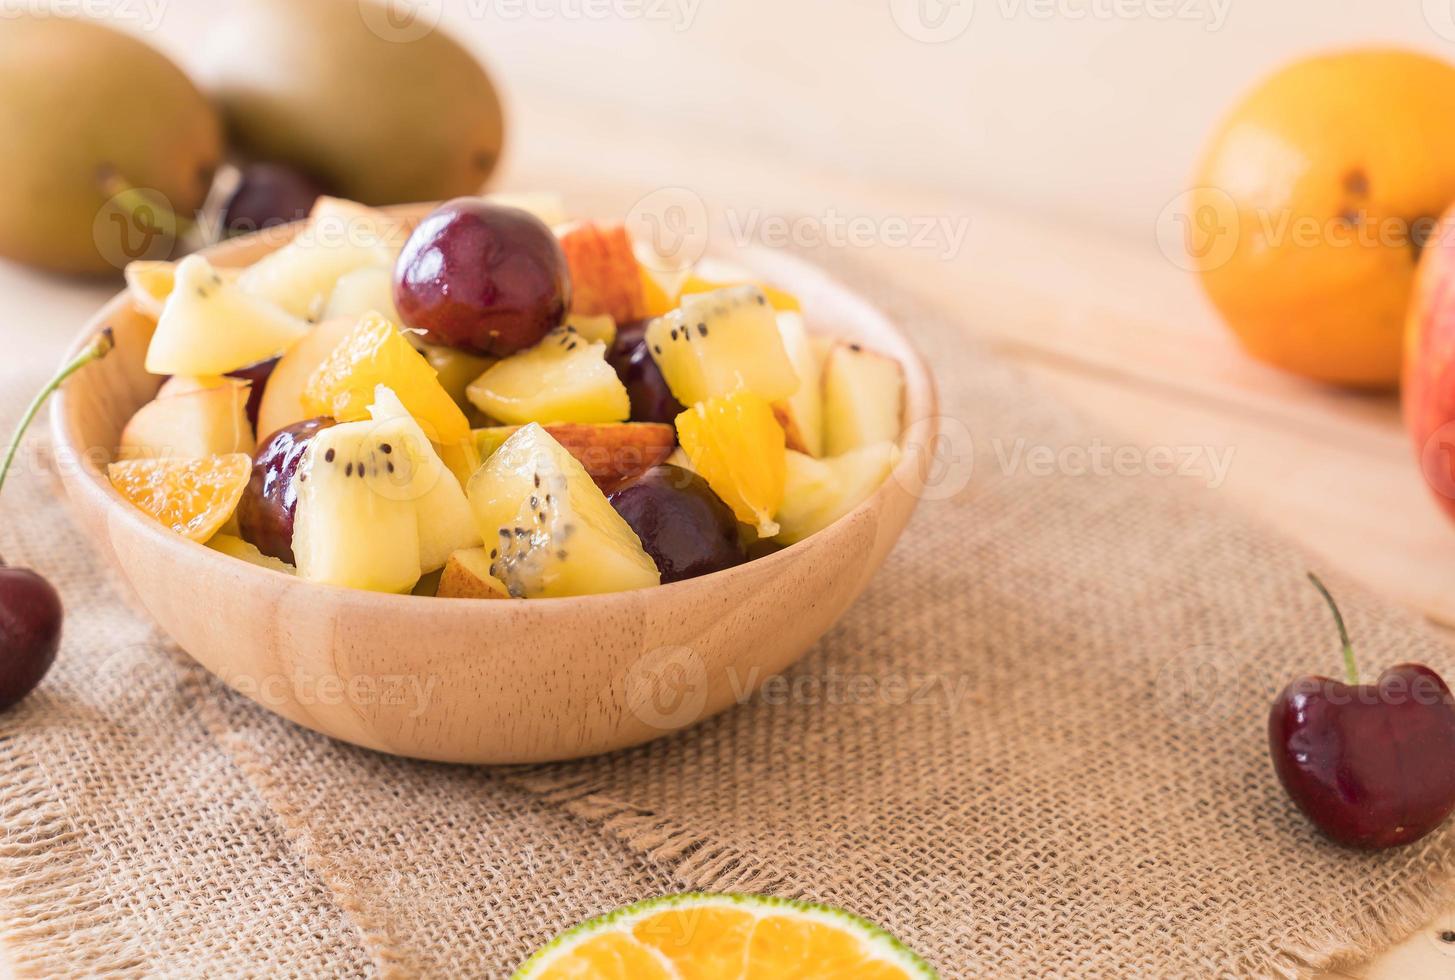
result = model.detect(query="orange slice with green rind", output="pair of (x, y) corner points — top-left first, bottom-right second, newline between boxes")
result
(107, 453), (252, 543)
(513, 893), (937, 979)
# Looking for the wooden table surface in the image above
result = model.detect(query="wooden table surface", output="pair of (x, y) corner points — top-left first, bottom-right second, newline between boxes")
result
(5, 79), (1455, 978)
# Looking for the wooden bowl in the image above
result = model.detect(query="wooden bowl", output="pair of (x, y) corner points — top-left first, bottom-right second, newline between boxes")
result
(49, 210), (937, 763)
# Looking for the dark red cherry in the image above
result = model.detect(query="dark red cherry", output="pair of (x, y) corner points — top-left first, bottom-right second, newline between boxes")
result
(0, 566), (62, 711)
(226, 356), (278, 432)
(0, 329), (114, 711)
(609, 320), (682, 425)
(221, 162), (328, 236)
(608, 465), (744, 583)
(394, 199), (570, 356)
(1268, 574), (1455, 849)
(237, 417), (335, 564)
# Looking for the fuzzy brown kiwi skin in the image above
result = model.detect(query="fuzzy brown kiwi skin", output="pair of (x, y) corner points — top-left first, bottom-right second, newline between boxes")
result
(0, 16), (223, 274)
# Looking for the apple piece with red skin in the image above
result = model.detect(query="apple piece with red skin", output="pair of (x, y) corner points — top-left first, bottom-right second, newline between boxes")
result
(1268, 574), (1455, 849)
(1403, 203), (1455, 520)
(393, 198), (571, 356)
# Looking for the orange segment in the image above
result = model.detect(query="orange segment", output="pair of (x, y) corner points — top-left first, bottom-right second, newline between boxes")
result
(107, 453), (252, 543)
(513, 894), (934, 979)
(676, 392), (786, 536)
(301, 311), (470, 445)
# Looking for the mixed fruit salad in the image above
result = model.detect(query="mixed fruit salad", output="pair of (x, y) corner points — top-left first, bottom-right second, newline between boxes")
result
(105, 194), (906, 599)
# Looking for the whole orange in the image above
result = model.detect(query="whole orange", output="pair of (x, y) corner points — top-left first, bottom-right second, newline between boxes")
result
(1189, 50), (1455, 388)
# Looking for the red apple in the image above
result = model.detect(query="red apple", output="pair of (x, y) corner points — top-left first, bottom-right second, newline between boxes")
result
(1403, 204), (1455, 518)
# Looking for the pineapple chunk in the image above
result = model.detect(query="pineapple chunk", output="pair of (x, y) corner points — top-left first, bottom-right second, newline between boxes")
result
(145, 255), (309, 376)
(772, 313), (823, 456)
(566, 313), (616, 348)
(646, 286), (799, 405)
(322, 265), (401, 324)
(675, 392), (786, 537)
(822, 343), (904, 456)
(208, 534), (294, 574)
(238, 211), (395, 321)
(466, 327), (629, 425)
(466, 424), (659, 597)
(775, 443), (899, 545)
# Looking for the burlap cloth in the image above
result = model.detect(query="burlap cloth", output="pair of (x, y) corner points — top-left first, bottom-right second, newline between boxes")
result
(3, 246), (1454, 979)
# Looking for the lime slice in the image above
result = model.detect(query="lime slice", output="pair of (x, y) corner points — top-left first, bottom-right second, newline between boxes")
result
(513, 892), (938, 979)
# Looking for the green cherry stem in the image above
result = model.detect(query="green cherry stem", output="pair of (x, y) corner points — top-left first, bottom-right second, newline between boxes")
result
(1308, 571), (1359, 686)
(0, 329), (115, 500)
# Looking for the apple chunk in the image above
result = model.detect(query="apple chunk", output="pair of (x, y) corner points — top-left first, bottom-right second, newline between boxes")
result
(557, 221), (649, 324)
(822, 343), (904, 456)
(119, 380), (256, 461)
(438, 547), (511, 599)
(773, 313), (823, 456)
(473, 422), (675, 491)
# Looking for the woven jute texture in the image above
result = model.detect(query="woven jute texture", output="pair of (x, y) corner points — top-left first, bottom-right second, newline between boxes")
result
(3, 246), (1455, 978)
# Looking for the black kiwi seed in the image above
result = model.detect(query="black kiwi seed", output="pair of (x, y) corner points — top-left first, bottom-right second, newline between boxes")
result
(653, 345), (663, 355)
(325, 449), (336, 463)
(756, 294), (766, 305)
(670, 328), (679, 341)
(697, 323), (708, 337)
(489, 549), (497, 559)
(556, 550), (568, 561)
(386, 462), (395, 474)
(849, 343), (863, 352)
(380, 443), (392, 454)
(345, 462), (353, 477)
(533, 473), (540, 488)
(514, 527), (527, 537)
(357, 466), (365, 479)
(529, 495), (538, 509)
(499, 528), (511, 538)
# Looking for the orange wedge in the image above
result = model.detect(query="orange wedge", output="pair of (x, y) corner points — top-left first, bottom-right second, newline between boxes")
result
(513, 893), (936, 979)
(301, 311), (470, 446)
(107, 453), (252, 542)
(676, 391), (786, 537)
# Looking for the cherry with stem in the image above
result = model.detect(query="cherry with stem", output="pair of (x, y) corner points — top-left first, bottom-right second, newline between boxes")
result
(0, 329), (114, 710)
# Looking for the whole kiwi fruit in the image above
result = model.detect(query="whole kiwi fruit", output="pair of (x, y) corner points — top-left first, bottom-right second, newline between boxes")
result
(202, 0), (505, 206)
(0, 16), (222, 275)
